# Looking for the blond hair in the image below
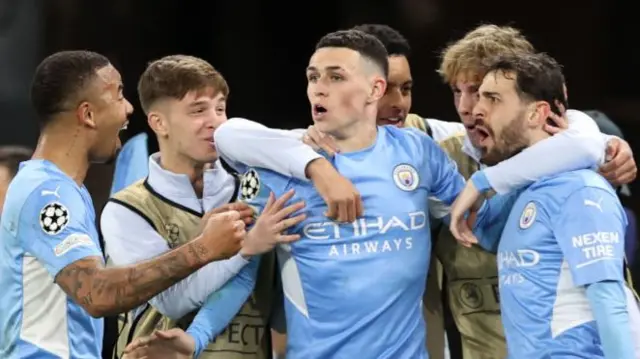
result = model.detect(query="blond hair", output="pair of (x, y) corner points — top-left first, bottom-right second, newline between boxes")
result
(438, 25), (535, 85)
(138, 55), (229, 113)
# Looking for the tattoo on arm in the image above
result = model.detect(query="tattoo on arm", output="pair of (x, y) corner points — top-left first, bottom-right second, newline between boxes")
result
(55, 240), (210, 317)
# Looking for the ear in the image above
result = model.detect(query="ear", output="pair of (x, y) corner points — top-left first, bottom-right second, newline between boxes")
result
(528, 101), (551, 128)
(368, 76), (387, 104)
(76, 102), (96, 129)
(147, 111), (169, 137)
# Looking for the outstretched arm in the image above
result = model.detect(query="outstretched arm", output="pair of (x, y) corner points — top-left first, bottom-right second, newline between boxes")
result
(102, 201), (250, 320)
(214, 117), (321, 179)
(215, 117), (363, 222)
(23, 181), (242, 318)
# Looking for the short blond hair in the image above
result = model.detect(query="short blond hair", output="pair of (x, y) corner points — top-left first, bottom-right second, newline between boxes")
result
(437, 25), (535, 85)
(138, 55), (229, 113)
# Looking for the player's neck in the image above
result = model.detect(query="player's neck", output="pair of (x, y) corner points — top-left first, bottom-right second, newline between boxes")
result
(32, 128), (90, 186)
(158, 150), (206, 197)
(526, 129), (551, 147)
(333, 112), (378, 153)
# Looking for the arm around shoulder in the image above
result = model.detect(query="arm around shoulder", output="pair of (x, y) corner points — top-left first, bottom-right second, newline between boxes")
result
(481, 110), (605, 195)
(214, 118), (322, 179)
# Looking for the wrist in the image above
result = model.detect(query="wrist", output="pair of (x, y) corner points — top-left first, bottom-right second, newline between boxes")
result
(190, 235), (217, 265)
(239, 232), (257, 258)
(239, 248), (254, 259)
(183, 330), (199, 357)
(469, 171), (492, 194)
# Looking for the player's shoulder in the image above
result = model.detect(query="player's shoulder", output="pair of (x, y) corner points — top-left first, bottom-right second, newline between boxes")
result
(531, 169), (613, 195)
(7, 160), (83, 205)
(381, 125), (433, 162)
(404, 113), (429, 133)
(528, 169), (617, 211)
(3, 161), (87, 233)
(383, 123), (430, 146)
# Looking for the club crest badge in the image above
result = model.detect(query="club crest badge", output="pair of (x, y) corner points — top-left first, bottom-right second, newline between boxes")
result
(393, 164), (419, 191)
(519, 202), (536, 229)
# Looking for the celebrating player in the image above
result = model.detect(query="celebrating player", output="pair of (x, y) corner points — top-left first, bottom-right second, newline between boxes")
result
(102, 55), (307, 358)
(0, 51), (250, 358)
(122, 29), (521, 359)
(307, 24), (638, 359)
(450, 52), (635, 359)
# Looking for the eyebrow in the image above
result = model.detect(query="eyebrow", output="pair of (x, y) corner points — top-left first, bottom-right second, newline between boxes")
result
(306, 65), (344, 72)
(481, 90), (500, 98)
(188, 100), (211, 108)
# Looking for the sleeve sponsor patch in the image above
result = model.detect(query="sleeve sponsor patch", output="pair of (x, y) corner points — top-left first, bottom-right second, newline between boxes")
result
(240, 169), (261, 201)
(40, 202), (70, 235)
(54, 233), (94, 257)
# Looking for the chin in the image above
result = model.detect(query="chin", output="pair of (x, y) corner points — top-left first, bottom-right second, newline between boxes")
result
(90, 144), (121, 165)
(198, 152), (218, 165)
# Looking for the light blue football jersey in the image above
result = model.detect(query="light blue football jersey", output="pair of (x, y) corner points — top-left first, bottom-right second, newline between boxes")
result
(187, 125), (510, 358)
(489, 169), (627, 358)
(239, 126), (505, 359)
(0, 160), (104, 358)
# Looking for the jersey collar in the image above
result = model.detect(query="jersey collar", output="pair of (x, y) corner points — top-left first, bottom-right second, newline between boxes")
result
(146, 153), (235, 213)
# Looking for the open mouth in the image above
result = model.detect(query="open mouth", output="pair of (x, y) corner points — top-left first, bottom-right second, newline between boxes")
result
(466, 124), (490, 144)
(120, 121), (129, 132)
(313, 104), (328, 117)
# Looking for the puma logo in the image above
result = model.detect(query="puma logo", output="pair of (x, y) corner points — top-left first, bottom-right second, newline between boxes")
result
(583, 197), (603, 212)
(41, 185), (60, 198)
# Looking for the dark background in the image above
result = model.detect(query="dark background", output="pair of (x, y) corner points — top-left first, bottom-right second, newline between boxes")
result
(1, 0), (638, 266)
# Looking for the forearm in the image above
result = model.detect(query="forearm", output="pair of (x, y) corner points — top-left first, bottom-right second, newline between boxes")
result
(214, 118), (322, 179)
(186, 257), (261, 356)
(467, 174), (519, 251)
(470, 195), (515, 252)
(56, 237), (211, 317)
(586, 281), (635, 359)
(150, 254), (249, 320)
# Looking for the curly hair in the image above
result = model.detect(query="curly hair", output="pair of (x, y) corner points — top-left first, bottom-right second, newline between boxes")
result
(438, 24), (535, 85)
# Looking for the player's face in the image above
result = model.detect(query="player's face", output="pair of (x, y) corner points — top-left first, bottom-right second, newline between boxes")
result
(377, 55), (412, 127)
(87, 65), (133, 164)
(471, 70), (530, 165)
(452, 74), (483, 148)
(307, 47), (371, 136)
(166, 89), (227, 164)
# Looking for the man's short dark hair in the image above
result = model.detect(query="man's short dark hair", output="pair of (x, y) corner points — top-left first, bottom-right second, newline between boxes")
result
(484, 52), (567, 116)
(30, 50), (111, 126)
(315, 30), (389, 78)
(0, 146), (32, 177)
(352, 24), (411, 57)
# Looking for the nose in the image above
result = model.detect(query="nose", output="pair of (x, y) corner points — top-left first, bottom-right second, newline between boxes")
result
(457, 92), (473, 117)
(210, 112), (227, 129)
(311, 79), (329, 98)
(471, 100), (486, 122)
(124, 98), (134, 115)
